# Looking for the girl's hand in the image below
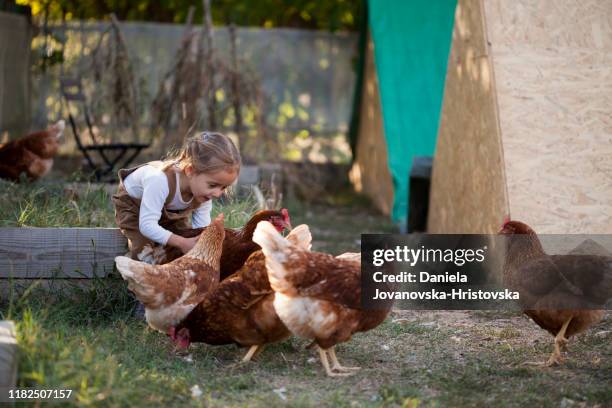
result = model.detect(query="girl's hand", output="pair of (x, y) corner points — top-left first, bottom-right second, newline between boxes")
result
(180, 236), (199, 253)
(168, 234), (200, 254)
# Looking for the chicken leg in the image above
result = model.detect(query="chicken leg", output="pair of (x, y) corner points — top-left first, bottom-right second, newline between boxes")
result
(523, 316), (572, 367)
(241, 345), (263, 363)
(317, 346), (353, 377)
(328, 347), (361, 372)
(546, 317), (572, 366)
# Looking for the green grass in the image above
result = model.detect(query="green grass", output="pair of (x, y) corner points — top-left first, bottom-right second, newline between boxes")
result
(2, 272), (611, 407)
(211, 189), (262, 228)
(0, 178), (260, 229)
(284, 190), (397, 255)
(1, 183), (610, 407)
(0, 178), (116, 227)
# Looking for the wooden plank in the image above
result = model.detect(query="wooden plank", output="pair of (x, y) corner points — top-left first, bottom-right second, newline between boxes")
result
(430, 0), (612, 234)
(0, 321), (17, 389)
(0, 228), (127, 278)
(349, 32), (394, 217)
(428, 0), (509, 233)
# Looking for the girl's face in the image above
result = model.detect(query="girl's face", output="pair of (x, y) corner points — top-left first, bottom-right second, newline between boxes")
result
(185, 166), (238, 203)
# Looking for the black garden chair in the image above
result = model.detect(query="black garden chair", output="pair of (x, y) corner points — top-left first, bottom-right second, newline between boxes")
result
(60, 77), (149, 181)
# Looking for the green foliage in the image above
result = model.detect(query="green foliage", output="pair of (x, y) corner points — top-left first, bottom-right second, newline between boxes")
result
(212, 190), (261, 228)
(17, 0), (364, 31)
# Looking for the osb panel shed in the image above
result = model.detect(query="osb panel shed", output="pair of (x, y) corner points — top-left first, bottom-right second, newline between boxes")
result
(429, 0), (612, 234)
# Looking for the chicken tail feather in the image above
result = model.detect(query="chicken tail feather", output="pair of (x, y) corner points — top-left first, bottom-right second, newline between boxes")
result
(253, 221), (301, 293)
(114, 256), (140, 280)
(286, 224), (312, 250)
(114, 256), (160, 306)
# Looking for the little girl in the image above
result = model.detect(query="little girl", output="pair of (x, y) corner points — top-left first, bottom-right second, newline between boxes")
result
(112, 131), (240, 262)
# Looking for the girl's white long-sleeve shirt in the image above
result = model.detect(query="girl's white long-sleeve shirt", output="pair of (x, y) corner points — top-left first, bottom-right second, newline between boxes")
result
(123, 164), (212, 245)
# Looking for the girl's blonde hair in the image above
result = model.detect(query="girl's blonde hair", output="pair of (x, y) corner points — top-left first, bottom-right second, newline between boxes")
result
(170, 131), (241, 174)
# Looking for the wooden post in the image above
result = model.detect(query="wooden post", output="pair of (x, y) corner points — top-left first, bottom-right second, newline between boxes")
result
(0, 321), (17, 389)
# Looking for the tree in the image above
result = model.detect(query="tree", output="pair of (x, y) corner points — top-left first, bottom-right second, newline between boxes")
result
(17, 0), (363, 32)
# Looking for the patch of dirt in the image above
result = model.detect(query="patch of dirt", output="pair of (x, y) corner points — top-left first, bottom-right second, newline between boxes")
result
(390, 309), (610, 361)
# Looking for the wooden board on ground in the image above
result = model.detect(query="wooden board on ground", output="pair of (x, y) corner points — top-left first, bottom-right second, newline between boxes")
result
(0, 321), (17, 389)
(0, 228), (126, 278)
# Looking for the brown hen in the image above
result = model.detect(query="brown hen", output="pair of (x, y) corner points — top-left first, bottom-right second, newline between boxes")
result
(500, 220), (612, 366)
(0, 120), (64, 182)
(253, 221), (392, 377)
(171, 224), (312, 362)
(150, 209), (291, 277)
(114, 214), (225, 333)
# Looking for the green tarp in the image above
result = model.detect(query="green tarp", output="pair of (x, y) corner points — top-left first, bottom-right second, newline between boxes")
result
(368, 0), (456, 225)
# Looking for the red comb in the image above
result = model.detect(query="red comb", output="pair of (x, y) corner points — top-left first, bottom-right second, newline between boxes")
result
(281, 208), (290, 222)
(501, 215), (511, 228)
(281, 208), (292, 228)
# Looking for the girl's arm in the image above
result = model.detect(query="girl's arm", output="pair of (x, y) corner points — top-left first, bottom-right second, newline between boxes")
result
(167, 233), (199, 254)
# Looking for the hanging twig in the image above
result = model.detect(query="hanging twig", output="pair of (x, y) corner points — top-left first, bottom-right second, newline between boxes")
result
(185, 6), (196, 30)
(229, 23), (244, 153)
(41, 1), (50, 73)
(152, 6), (196, 142)
(59, 6), (67, 78)
(151, 5), (212, 150)
(149, 1), (271, 161)
(88, 14), (141, 144)
(203, 0), (217, 129)
(78, 12), (85, 77)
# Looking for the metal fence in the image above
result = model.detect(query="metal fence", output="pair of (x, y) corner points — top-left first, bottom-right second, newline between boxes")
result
(32, 20), (358, 162)
(0, 11), (32, 139)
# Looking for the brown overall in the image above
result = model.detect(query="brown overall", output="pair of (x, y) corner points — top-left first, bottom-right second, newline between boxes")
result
(112, 161), (200, 260)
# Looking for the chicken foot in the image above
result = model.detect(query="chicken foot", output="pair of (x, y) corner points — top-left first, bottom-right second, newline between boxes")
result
(328, 348), (361, 372)
(317, 346), (355, 377)
(522, 317), (572, 367)
(546, 317), (572, 366)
